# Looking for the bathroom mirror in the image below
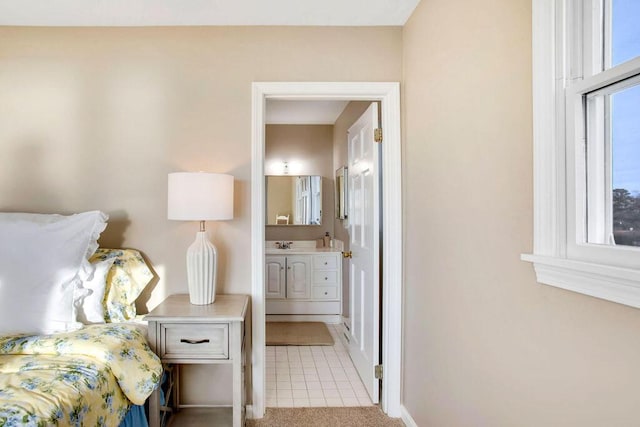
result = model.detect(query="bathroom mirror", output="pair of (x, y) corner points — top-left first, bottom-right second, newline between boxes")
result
(266, 175), (322, 225)
(335, 166), (348, 220)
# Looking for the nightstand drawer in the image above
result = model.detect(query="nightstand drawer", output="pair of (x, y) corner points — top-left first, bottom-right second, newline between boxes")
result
(161, 323), (229, 360)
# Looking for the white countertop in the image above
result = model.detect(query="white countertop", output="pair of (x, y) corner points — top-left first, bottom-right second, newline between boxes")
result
(265, 239), (343, 255)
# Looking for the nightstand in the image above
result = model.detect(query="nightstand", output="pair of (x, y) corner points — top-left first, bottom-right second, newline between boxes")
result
(145, 294), (250, 427)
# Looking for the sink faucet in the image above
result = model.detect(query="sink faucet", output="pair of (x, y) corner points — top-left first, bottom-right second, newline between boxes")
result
(275, 241), (293, 249)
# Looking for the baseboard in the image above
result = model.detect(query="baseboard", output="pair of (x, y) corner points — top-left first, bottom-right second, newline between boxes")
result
(246, 405), (254, 419)
(266, 314), (341, 323)
(400, 405), (418, 427)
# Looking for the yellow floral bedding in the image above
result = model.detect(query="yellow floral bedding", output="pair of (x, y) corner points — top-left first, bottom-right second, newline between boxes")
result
(89, 249), (154, 323)
(0, 324), (162, 427)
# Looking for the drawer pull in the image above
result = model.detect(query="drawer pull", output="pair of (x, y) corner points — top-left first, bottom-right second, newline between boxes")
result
(180, 338), (210, 344)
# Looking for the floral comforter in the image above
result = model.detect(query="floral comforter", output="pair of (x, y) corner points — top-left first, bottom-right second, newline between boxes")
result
(0, 324), (162, 427)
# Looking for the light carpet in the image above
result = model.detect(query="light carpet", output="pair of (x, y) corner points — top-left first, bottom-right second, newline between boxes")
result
(266, 321), (334, 346)
(246, 407), (405, 427)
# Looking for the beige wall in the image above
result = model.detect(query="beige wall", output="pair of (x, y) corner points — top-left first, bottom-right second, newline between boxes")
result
(0, 25), (401, 406)
(0, 26), (402, 311)
(265, 124), (334, 241)
(402, 0), (640, 425)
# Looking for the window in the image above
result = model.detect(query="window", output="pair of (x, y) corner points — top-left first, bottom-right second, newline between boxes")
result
(609, 0), (640, 67)
(524, 0), (640, 308)
(586, 79), (640, 248)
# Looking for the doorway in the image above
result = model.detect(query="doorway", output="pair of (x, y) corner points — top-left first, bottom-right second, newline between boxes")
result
(250, 82), (402, 419)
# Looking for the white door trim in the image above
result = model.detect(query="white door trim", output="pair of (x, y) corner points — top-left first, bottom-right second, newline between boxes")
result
(250, 82), (403, 418)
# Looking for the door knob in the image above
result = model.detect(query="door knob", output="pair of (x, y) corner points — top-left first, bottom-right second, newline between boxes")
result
(343, 251), (352, 258)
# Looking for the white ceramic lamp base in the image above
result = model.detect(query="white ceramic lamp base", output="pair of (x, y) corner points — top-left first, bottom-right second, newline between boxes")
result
(186, 231), (218, 305)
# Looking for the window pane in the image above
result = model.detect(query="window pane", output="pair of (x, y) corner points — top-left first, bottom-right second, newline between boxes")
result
(611, 0), (640, 67)
(612, 83), (640, 246)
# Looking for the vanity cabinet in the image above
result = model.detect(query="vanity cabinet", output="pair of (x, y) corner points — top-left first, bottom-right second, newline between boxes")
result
(265, 252), (342, 317)
(265, 255), (311, 300)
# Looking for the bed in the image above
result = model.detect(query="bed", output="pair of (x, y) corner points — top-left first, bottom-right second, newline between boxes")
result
(0, 211), (162, 427)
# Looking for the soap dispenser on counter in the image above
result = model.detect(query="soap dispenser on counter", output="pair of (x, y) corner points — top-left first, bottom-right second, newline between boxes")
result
(323, 232), (331, 247)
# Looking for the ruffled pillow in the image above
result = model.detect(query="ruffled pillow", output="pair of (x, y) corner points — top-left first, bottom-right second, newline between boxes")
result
(75, 257), (116, 324)
(89, 249), (154, 322)
(0, 211), (107, 335)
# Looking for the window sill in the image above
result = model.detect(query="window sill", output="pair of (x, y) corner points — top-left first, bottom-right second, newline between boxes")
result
(521, 254), (640, 309)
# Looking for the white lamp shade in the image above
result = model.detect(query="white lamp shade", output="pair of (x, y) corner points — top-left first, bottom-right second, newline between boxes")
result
(168, 172), (234, 221)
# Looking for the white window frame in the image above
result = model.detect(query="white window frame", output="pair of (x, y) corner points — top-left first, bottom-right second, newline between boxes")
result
(523, 0), (640, 308)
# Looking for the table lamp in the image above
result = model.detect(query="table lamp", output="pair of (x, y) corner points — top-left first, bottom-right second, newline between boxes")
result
(168, 172), (234, 305)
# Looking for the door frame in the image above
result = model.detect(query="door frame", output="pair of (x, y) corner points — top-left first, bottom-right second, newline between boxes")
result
(250, 82), (403, 418)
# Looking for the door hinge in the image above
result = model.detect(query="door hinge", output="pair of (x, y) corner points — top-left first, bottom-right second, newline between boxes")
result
(374, 128), (383, 143)
(375, 364), (383, 379)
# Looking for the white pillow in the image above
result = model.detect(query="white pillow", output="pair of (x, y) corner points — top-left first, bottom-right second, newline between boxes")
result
(75, 257), (115, 324)
(0, 211), (108, 335)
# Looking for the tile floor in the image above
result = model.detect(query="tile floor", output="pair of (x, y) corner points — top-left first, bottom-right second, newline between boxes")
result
(265, 324), (373, 408)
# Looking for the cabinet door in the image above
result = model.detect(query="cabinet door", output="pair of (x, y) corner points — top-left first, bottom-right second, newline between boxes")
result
(265, 256), (286, 299)
(286, 255), (311, 299)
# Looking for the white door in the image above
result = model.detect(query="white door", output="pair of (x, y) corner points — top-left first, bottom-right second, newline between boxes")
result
(347, 102), (380, 403)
